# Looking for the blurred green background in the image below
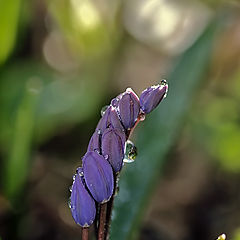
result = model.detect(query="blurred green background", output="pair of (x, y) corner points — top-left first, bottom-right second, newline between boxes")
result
(0, 0), (240, 240)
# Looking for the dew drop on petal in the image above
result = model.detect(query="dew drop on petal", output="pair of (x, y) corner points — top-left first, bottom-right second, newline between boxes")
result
(114, 185), (120, 196)
(160, 79), (168, 99)
(68, 197), (72, 209)
(101, 105), (109, 116)
(76, 167), (84, 176)
(69, 185), (72, 192)
(160, 79), (167, 86)
(139, 113), (146, 121)
(123, 140), (137, 163)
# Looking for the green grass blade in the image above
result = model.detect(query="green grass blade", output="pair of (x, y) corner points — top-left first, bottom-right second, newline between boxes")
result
(110, 18), (222, 240)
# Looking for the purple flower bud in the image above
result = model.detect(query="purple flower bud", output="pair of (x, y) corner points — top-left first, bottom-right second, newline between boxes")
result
(102, 127), (126, 173)
(140, 81), (168, 114)
(87, 131), (100, 152)
(96, 106), (125, 134)
(118, 88), (140, 130)
(110, 93), (122, 108)
(70, 170), (96, 227)
(83, 151), (114, 203)
(108, 107), (125, 133)
(96, 107), (111, 134)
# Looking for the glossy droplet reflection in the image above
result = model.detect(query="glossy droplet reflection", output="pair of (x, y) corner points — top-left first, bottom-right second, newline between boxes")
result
(68, 197), (72, 209)
(123, 140), (137, 163)
(160, 79), (168, 99)
(139, 113), (146, 121)
(101, 105), (109, 116)
(160, 79), (167, 86)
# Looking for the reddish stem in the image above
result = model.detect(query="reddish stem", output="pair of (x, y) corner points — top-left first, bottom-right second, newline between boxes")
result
(98, 203), (107, 240)
(82, 227), (89, 240)
(127, 113), (145, 139)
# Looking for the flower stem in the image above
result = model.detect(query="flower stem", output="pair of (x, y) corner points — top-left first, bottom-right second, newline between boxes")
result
(127, 113), (145, 139)
(98, 203), (107, 240)
(82, 227), (89, 240)
(104, 114), (144, 239)
(104, 193), (115, 240)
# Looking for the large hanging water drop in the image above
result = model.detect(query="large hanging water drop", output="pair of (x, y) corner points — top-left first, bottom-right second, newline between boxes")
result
(123, 140), (137, 163)
(101, 105), (109, 116)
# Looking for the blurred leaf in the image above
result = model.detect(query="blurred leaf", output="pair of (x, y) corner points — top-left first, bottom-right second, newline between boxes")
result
(48, 0), (121, 59)
(234, 229), (240, 240)
(0, 0), (21, 64)
(190, 65), (240, 172)
(0, 61), (110, 199)
(4, 79), (40, 199)
(110, 18), (222, 240)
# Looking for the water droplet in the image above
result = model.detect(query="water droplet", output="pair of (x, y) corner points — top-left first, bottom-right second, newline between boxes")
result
(111, 98), (119, 107)
(104, 154), (109, 160)
(139, 113), (145, 121)
(76, 167), (84, 176)
(160, 79), (167, 86)
(68, 197), (72, 209)
(94, 149), (100, 154)
(101, 105), (109, 116)
(97, 129), (101, 135)
(114, 185), (120, 196)
(123, 140), (137, 163)
(69, 185), (72, 192)
(160, 79), (168, 99)
(72, 175), (76, 181)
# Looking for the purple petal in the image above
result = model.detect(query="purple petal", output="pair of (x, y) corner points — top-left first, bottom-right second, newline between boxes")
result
(102, 127), (126, 173)
(96, 107), (111, 134)
(108, 107), (125, 133)
(87, 131), (100, 152)
(83, 151), (114, 203)
(70, 171), (96, 227)
(140, 83), (168, 114)
(96, 106), (125, 134)
(118, 88), (140, 129)
(110, 93), (122, 108)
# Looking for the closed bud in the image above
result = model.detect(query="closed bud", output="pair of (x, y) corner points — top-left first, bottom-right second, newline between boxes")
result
(96, 107), (111, 134)
(102, 127), (126, 172)
(70, 170), (96, 227)
(118, 88), (140, 129)
(87, 131), (100, 152)
(96, 106), (125, 134)
(140, 81), (168, 114)
(83, 151), (114, 203)
(110, 93), (122, 108)
(108, 107), (125, 133)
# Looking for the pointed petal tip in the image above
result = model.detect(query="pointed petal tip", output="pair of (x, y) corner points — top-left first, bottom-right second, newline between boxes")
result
(140, 82), (168, 114)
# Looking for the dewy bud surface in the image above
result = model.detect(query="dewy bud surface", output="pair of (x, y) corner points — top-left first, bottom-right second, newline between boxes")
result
(140, 83), (168, 114)
(96, 106), (125, 134)
(118, 88), (140, 129)
(70, 170), (96, 227)
(102, 127), (126, 172)
(83, 151), (114, 203)
(87, 131), (100, 152)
